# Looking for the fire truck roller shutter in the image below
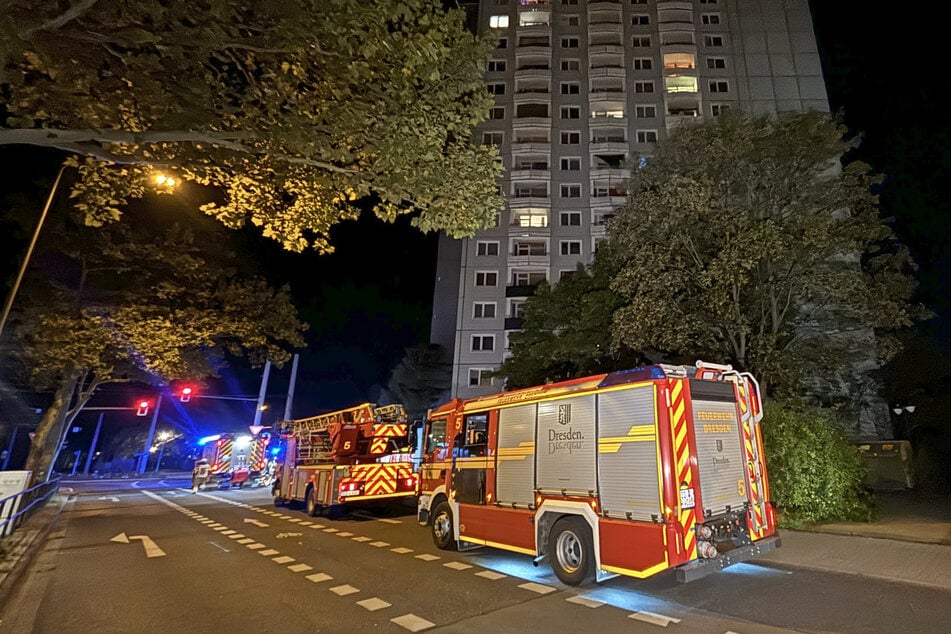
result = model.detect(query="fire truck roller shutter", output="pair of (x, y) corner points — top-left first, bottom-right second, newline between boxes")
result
(536, 395), (597, 496)
(496, 403), (536, 507)
(689, 379), (748, 517)
(597, 385), (661, 521)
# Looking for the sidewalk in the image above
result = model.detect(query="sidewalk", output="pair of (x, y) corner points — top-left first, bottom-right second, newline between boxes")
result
(761, 491), (951, 591)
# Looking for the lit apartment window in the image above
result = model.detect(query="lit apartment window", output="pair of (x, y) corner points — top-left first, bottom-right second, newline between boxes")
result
(666, 76), (698, 94)
(471, 335), (495, 352)
(561, 131), (580, 144)
(475, 271), (498, 287)
(477, 241), (500, 256)
(632, 36), (651, 47)
(560, 184), (581, 198)
(513, 210), (548, 227)
(636, 130), (658, 143)
(489, 106), (506, 120)
(560, 212), (582, 226)
(487, 83), (506, 95)
(701, 13), (721, 24)
(562, 59), (580, 71)
(632, 15), (650, 25)
(634, 81), (655, 93)
(488, 60), (507, 72)
(562, 37), (579, 48)
(482, 132), (503, 146)
(561, 82), (580, 95)
(560, 240), (582, 255)
(709, 80), (729, 93)
(633, 58), (653, 71)
(560, 106), (580, 119)
(560, 158), (581, 171)
(469, 369), (494, 387)
(473, 302), (497, 319)
(704, 35), (724, 47)
(489, 15), (509, 29)
(711, 103), (731, 116)
(591, 108), (624, 119)
(635, 105), (657, 118)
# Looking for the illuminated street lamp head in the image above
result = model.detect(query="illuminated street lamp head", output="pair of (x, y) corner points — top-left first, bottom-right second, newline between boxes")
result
(154, 173), (178, 189)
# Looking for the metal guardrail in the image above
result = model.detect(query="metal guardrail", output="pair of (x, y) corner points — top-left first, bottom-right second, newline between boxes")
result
(0, 477), (61, 537)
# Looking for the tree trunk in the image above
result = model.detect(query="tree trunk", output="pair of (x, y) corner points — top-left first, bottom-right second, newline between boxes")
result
(23, 372), (80, 485)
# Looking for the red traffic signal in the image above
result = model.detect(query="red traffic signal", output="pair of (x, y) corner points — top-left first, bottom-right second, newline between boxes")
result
(136, 400), (150, 417)
(180, 386), (193, 403)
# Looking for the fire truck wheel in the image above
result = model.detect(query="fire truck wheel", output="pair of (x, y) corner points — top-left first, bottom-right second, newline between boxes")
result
(305, 486), (321, 517)
(548, 517), (594, 586)
(430, 501), (457, 551)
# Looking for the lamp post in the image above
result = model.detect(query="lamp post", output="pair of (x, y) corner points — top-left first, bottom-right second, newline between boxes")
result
(0, 163), (66, 340)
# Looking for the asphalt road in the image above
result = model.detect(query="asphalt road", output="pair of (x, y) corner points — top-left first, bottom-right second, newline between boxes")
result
(1, 487), (948, 633)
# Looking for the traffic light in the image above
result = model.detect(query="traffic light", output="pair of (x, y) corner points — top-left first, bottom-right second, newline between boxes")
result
(180, 386), (193, 403)
(136, 400), (150, 417)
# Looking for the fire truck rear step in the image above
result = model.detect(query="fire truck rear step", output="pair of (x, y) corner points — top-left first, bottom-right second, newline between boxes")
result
(675, 535), (782, 583)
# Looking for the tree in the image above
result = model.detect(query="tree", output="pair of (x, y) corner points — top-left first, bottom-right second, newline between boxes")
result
(604, 112), (929, 418)
(5, 204), (307, 483)
(496, 261), (646, 389)
(383, 344), (451, 420)
(0, 0), (503, 252)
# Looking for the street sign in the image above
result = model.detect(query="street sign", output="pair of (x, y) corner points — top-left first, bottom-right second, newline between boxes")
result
(249, 425), (264, 436)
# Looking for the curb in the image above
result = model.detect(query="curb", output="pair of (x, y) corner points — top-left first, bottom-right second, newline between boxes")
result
(0, 493), (71, 609)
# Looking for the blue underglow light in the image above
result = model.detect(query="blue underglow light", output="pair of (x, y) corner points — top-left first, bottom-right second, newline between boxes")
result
(719, 562), (790, 578)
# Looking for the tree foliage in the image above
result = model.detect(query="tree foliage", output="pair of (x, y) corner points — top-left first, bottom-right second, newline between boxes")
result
(761, 400), (874, 526)
(604, 111), (929, 399)
(0, 0), (503, 252)
(5, 204), (307, 483)
(496, 261), (646, 389)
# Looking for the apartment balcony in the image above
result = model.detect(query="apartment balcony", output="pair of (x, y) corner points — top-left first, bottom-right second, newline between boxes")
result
(588, 21), (623, 35)
(660, 31), (696, 47)
(511, 116), (552, 129)
(517, 0), (550, 9)
(508, 195), (550, 209)
(508, 253), (549, 268)
(515, 45), (552, 58)
(514, 67), (551, 81)
(505, 285), (539, 298)
(590, 114), (627, 127)
(590, 166), (630, 179)
(657, 18), (695, 32)
(590, 194), (627, 207)
(588, 44), (624, 57)
(666, 110), (703, 130)
(588, 89), (626, 104)
(509, 168), (551, 181)
(510, 140), (551, 154)
(656, 0), (693, 10)
(504, 317), (525, 331)
(588, 66), (625, 80)
(589, 140), (628, 154)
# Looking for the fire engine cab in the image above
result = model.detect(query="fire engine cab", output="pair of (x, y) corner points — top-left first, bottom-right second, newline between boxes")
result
(197, 432), (270, 489)
(417, 361), (780, 585)
(272, 403), (418, 515)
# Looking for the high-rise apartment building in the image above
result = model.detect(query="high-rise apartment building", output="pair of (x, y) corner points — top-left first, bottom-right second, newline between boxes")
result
(431, 0), (830, 399)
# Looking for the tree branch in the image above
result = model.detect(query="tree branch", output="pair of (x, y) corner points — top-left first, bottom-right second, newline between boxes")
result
(18, 0), (101, 39)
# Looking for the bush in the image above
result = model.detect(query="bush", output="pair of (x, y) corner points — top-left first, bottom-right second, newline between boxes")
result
(761, 400), (875, 527)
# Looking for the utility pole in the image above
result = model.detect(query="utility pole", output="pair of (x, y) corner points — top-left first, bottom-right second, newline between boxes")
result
(283, 353), (299, 421)
(139, 394), (163, 474)
(252, 360), (272, 429)
(83, 412), (105, 475)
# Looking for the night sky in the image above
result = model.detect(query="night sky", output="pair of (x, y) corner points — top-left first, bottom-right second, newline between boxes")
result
(1, 1), (949, 453)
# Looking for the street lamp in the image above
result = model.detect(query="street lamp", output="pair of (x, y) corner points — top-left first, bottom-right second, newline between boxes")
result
(892, 405), (916, 415)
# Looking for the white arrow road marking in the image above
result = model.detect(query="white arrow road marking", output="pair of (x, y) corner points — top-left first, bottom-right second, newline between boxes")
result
(243, 519), (269, 528)
(111, 533), (166, 558)
(98, 496), (120, 503)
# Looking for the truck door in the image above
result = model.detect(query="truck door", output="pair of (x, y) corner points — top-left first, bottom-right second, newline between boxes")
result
(420, 415), (450, 495)
(452, 413), (489, 504)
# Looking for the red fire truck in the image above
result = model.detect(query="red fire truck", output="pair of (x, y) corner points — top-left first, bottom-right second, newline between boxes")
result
(272, 403), (417, 515)
(417, 361), (780, 585)
(197, 432), (270, 489)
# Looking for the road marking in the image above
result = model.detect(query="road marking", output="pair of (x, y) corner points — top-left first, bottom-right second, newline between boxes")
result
(228, 534), (246, 540)
(415, 554), (440, 562)
(628, 612), (681, 627)
(306, 573), (333, 583)
(98, 496), (119, 503)
(246, 543), (265, 550)
(391, 547), (413, 554)
(566, 596), (604, 608)
(243, 519), (269, 528)
(258, 549), (280, 556)
(220, 530), (236, 535)
(323, 528), (339, 533)
(277, 532), (302, 538)
(475, 570), (506, 580)
(299, 521), (313, 526)
(237, 538), (255, 544)
(443, 561), (472, 571)
(213, 526), (228, 531)
(288, 518), (303, 523)
(330, 584), (359, 596)
(272, 556), (295, 564)
(370, 541), (390, 548)
(288, 563), (313, 573)
(277, 515), (292, 520)
(111, 533), (166, 558)
(352, 536), (372, 542)
(391, 614), (435, 632)
(336, 532), (354, 537)
(519, 582), (556, 594)
(309, 524), (326, 530)
(209, 542), (230, 553)
(357, 597), (391, 612)
(378, 518), (402, 524)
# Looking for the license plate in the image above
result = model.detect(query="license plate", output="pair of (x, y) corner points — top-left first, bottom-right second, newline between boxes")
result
(339, 489), (362, 497)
